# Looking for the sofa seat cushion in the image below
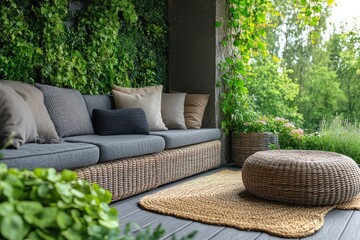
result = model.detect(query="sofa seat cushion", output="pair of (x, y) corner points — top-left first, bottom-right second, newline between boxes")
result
(64, 135), (165, 162)
(0, 143), (99, 171)
(151, 129), (221, 149)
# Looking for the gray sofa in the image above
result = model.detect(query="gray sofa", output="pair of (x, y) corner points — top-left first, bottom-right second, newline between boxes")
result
(1, 94), (222, 201)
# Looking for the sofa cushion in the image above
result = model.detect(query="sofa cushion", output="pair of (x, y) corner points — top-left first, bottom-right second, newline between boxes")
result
(35, 84), (94, 137)
(113, 85), (163, 95)
(93, 108), (150, 135)
(183, 94), (210, 129)
(65, 135), (165, 162)
(161, 93), (187, 129)
(0, 142), (99, 171)
(83, 95), (115, 118)
(1, 80), (59, 142)
(151, 129), (221, 149)
(112, 91), (167, 131)
(0, 83), (37, 149)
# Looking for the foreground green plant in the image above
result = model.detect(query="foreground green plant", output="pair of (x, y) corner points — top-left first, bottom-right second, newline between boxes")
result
(0, 164), (119, 240)
(0, 163), (197, 240)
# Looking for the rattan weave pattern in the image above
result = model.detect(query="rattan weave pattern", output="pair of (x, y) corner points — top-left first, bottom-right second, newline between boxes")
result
(155, 140), (221, 185)
(232, 132), (278, 167)
(76, 155), (159, 201)
(75, 140), (221, 201)
(242, 150), (360, 206)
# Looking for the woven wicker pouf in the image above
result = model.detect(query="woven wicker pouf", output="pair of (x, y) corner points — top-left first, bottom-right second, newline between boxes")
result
(242, 150), (360, 206)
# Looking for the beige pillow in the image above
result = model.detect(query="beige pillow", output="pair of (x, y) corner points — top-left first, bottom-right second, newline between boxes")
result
(161, 93), (186, 129)
(184, 94), (210, 129)
(0, 83), (37, 149)
(112, 90), (167, 131)
(1, 80), (59, 142)
(113, 85), (163, 95)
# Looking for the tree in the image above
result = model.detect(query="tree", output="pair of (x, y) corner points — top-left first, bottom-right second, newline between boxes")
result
(248, 58), (303, 125)
(265, 0), (331, 90)
(327, 27), (360, 121)
(298, 64), (345, 130)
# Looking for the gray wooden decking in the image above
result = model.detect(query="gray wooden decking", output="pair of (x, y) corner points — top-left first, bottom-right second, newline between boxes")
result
(111, 166), (360, 240)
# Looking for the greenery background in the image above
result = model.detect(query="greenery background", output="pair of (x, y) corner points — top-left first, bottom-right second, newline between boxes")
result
(0, 0), (168, 95)
(246, 0), (360, 130)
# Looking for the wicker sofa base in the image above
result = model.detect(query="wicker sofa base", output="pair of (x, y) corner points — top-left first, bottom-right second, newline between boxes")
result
(75, 140), (221, 202)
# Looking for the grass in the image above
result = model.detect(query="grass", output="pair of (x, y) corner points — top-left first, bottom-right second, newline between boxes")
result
(303, 117), (360, 164)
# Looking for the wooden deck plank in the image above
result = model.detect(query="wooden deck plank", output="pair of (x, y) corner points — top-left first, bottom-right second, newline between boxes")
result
(300, 210), (353, 240)
(338, 211), (360, 240)
(119, 210), (162, 232)
(210, 227), (261, 240)
(140, 215), (193, 239)
(255, 233), (298, 240)
(162, 222), (225, 240)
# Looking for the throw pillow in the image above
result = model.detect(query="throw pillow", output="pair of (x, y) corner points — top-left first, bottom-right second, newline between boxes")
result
(35, 84), (94, 138)
(161, 93), (187, 129)
(112, 85), (163, 95)
(184, 94), (210, 129)
(112, 90), (168, 131)
(170, 91), (210, 129)
(92, 108), (150, 135)
(0, 83), (37, 149)
(1, 80), (59, 142)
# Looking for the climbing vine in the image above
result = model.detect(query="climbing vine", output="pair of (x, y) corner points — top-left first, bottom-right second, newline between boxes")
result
(0, 0), (168, 94)
(220, 0), (333, 134)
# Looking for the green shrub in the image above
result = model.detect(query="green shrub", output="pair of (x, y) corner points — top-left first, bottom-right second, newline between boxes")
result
(302, 118), (360, 164)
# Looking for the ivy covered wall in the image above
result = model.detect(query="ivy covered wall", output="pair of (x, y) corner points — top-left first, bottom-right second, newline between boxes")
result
(0, 0), (168, 94)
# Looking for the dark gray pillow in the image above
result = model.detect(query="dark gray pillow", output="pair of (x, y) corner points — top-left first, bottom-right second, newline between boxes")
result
(92, 108), (150, 135)
(35, 84), (94, 137)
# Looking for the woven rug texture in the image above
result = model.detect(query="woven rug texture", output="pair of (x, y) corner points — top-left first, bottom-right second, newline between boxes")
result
(139, 170), (360, 238)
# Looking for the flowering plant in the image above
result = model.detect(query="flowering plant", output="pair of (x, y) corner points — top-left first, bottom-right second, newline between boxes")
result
(271, 117), (304, 149)
(232, 111), (304, 149)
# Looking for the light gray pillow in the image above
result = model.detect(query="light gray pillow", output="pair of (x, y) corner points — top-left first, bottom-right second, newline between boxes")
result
(1, 80), (59, 142)
(161, 93), (187, 129)
(112, 90), (167, 131)
(35, 84), (94, 137)
(0, 83), (37, 149)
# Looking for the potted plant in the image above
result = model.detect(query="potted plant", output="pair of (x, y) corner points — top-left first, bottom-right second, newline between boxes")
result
(231, 112), (279, 167)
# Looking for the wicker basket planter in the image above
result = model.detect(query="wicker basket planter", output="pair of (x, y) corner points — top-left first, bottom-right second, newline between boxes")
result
(232, 132), (279, 167)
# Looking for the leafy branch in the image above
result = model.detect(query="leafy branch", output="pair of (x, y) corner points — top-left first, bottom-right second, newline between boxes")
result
(219, 0), (333, 134)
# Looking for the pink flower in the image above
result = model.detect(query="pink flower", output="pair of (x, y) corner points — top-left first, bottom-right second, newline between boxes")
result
(275, 117), (287, 122)
(283, 123), (295, 128)
(256, 120), (267, 125)
(291, 128), (304, 139)
(291, 128), (304, 135)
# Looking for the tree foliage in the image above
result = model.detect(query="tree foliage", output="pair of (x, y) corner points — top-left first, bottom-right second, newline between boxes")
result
(327, 27), (360, 122)
(219, 0), (332, 134)
(299, 64), (345, 129)
(252, 0), (360, 130)
(248, 58), (303, 125)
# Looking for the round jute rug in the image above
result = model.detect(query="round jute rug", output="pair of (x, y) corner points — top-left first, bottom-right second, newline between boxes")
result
(138, 170), (360, 238)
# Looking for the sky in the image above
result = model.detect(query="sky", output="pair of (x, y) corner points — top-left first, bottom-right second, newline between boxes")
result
(327, 0), (360, 30)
